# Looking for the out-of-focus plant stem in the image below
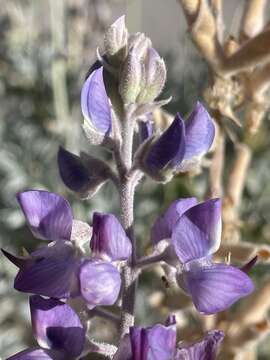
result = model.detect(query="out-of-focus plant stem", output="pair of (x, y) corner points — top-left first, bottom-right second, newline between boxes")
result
(207, 119), (225, 198)
(50, 0), (76, 150)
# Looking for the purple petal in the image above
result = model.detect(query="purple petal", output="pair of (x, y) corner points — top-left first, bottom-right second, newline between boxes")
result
(130, 320), (176, 360)
(81, 66), (112, 134)
(175, 330), (224, 360)
(172, 199), (222, 263)
(183, 102), (215, 161)
(7, 348), (65, 360)
(14, 242), (78, 298)
(91, 212), (131, 261)
(183, 262), (254, 314)
(58, 147), (90, 193)
(151, 198), (198, 245)
(113, 334), (132, 360)
(145, 114), (186, 173)
(30, 296), (85, 357)
(17, 190), (73, 241)
(139, 116), (153, 143)
(1, 248), (30, 268)
(79, 260), (121, 308)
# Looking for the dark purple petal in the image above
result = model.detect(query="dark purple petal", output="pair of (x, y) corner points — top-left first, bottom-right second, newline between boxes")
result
(113, 334), (132, 360)
(85, 60), (102, 80)
(79, 260), (121, 308)
(81, 66), (112, 134)
(241, 255), (258, 273)
(172, 199), (221, 263)
(7, 348), (65, 360)
(1, 248), (30, 268)
(165, 314), (176, 326)
(144, 114), (186, 172)
(175, 330), (224, 360)
(183, 102), (215, 161)
(17, 190), (73, 241)
(58, 147), (90, 193)
(130, 319), (176, 360)
(139, 116), (153, 143)
(14, 242), (78, 299)
(91, 212), (131, 261)
(183, 262), (254, 314)
(30, 296), (85, 357)
(151, 198), (198, 245)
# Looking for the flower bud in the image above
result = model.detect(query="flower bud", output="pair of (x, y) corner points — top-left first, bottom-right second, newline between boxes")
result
(104, 16), (128, 64)
(90, 212), (131, 262)
(119, 48), (142, 104)
(128, 32), (152, 59)
(137, 114), (186, 182)
(58, 147), (109, 199)
(137, 47), (167, 103)
(119, 34), (166, 105)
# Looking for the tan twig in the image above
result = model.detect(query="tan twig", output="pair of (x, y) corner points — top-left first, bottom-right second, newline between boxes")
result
(211, 0), (224, 43)
(240, 0), (268, 41)
(230, 280), (270, 330)
(221, 29), (270, 75)
(246, 62), (270, 99)
(207, 122), (225, 198)
(179, 0), (224, 68)
(225, 144), (251, 209)
(222, 144), (251, 243)
(216, 241), (270, 263)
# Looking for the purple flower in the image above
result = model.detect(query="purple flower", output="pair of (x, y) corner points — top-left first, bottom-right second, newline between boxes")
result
(178, 102), (215, 172)
(2, 190), (122, 308)
(91, 212), (132, 261)
(17, 190), (73, 241)
(81, 65), (112, 135)
(175, 330), (224, 360)
(138, 103), (215, 182)
(151, 197), (198, 245)
(138, 116), (153, 144)
(7, 295), (86, 360)
(58, 146), (92, 194)
(2, 190), (79, 298)
(141, 114), (185, 182)
(114, 315), (177, 360)
(79, 259), (121, 309)
(57, 146), (109, 198)
(2, 242), (78, 299)
(170, 198), (254, 314)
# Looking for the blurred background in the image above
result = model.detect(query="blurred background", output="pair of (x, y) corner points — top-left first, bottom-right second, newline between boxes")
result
(0, 0), (270, 358)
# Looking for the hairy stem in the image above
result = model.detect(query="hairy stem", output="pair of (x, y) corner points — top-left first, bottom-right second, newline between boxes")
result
(79, 338), (117, 359)
(88, 307), (120, 326)
(118, 111), (137, 338)
(135, 253), (165, 269)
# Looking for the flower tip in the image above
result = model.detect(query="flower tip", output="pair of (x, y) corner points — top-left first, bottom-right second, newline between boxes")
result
(165, 314), (176, 326)
(1, 248), (26, 268)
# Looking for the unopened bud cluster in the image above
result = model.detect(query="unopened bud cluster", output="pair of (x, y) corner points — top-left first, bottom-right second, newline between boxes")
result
(103, 16), (166, 105)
